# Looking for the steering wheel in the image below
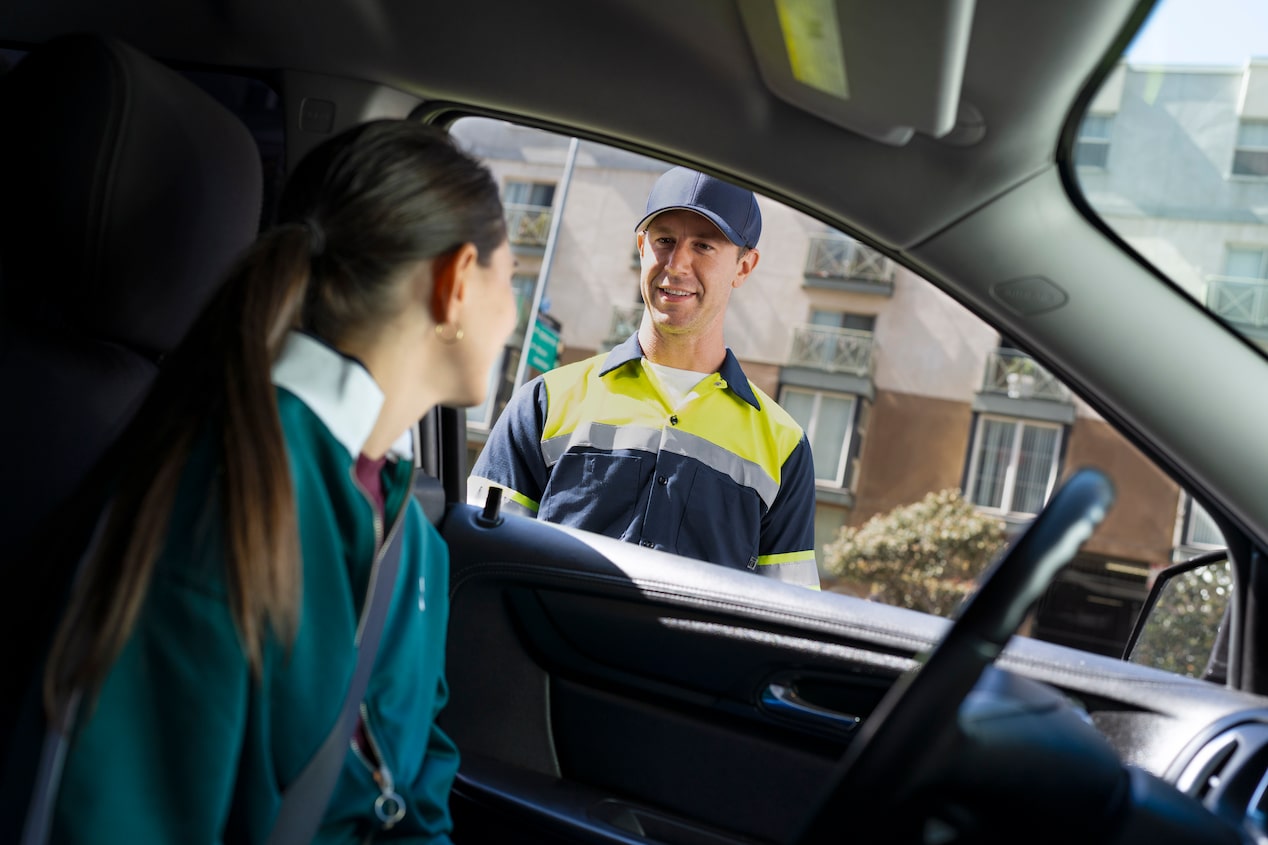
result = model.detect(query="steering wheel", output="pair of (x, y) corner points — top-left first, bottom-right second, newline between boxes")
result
(794, 468), (1115, 844)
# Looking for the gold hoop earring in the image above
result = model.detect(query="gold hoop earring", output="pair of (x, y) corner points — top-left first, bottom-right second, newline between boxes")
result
(436, 322), (464, 344)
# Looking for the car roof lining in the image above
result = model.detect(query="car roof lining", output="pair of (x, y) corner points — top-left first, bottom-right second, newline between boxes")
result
(6, 0), (1146, 252)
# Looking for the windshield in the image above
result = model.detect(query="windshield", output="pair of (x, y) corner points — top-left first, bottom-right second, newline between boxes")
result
(1075, 0), (1268, 352)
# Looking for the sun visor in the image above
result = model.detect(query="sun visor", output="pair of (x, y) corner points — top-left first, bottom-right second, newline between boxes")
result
(738, 0), (975, 146)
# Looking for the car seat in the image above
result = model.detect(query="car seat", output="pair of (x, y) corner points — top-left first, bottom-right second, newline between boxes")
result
(0, 32), (262, 834)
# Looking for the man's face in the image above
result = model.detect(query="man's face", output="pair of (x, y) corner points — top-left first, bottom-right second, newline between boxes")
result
(637, 209), (759, 342)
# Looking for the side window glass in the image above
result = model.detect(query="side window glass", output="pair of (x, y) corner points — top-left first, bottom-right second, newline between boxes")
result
(452, 115), (1227, 665)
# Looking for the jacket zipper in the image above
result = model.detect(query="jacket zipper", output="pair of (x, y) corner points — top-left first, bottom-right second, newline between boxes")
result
(350, 702), (406, 830)
(346, 459), (414, 833)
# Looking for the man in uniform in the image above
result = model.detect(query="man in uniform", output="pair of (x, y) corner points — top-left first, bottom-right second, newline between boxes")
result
(470, 167), (819, 589)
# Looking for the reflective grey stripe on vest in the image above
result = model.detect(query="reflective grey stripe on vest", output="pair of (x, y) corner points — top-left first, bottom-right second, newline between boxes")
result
(757, 558), (821, 589)
(500, 498), (537, 518)
(541, 422), (780, 510)
(541, 422), (661, 466)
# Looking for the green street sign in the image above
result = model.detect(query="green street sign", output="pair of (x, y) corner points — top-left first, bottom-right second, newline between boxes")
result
(526, 316), (560, 372)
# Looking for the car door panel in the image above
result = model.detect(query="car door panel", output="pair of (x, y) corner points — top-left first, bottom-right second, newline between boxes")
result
(440, 504), (930, 843)
(439, 500), (1268, 843)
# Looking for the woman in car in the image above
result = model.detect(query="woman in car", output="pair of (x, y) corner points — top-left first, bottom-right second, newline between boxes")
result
(41, 120), (516, 843)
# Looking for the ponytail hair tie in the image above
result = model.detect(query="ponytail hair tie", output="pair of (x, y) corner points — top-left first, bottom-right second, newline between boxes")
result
(302, 218), (327, 258)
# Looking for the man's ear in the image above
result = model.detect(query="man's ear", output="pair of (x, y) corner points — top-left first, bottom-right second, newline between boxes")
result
(732, 247), (760, 289)
(430, 242), (478, 325)
(636, 230), (646, 256)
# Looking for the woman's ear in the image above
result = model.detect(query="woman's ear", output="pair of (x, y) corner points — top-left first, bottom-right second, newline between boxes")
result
(429, 242), (479, 325)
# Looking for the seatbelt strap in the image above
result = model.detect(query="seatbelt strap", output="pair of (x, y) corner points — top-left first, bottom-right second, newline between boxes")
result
(413, 473), (447, 526)
(21, 484), (421, 845)
(265, 519), (407, 845)
(19, 499), (116, 845)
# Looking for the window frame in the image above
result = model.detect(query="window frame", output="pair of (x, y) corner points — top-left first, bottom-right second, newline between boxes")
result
(1231, 120), (1268, 179)
(1074, 113), (1113, 169)
(503, 179), (558, 207)
(778, 385), (859, 489)
(1180, 494), (1227, 551)
(964, 414), (1065, 518)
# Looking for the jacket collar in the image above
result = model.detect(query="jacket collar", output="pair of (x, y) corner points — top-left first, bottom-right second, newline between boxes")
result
(599, 333), (761, 410)
(271, 330), (414, 460)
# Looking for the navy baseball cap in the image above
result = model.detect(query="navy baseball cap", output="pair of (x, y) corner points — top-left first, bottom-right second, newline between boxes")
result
(636, 167), (762, 249)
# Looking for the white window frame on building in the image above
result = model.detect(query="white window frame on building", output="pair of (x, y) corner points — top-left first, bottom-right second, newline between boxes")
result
(778, 386), (859, 489)
(1232, 120), (1268, 178)
(810, 309), (875, 333)
(1074, 114), (1113, 168)
(965, 415), (1064, 518)
(1178, 494), (1226, 554)
(504, 180), (556, 206)
(1223, 245), (1268, 279)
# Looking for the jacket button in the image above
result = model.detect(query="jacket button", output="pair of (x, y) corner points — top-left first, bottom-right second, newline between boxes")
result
(669, 415), (679, 425)
(657, 475), (668, 485)
(639, 540), (655, 548)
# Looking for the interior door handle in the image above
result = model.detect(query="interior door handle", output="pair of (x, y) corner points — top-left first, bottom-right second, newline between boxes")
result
(760, 683), (861, 734)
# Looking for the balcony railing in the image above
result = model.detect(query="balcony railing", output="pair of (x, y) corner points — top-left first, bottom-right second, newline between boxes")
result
(605, 303), (644, 348)
(505, 203), (553, 247)
(786, 324), (874, 376)
(804, 234), (894, 286)
(981, 350), (1070, 402)
(1207, 275), (1268, 329)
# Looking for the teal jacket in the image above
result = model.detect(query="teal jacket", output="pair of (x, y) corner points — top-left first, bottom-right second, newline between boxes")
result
(53, 332), (458, 844)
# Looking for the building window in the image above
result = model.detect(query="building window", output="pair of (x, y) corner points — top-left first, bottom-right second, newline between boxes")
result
(1232, 121), (1268, 177)
(1074, 114), (1113, 168)
(1182, 496), (1226, 549)
(504, 181), (556, 207)
(1223, 246), (1268, 280)
(504, 181), (556, 246)
(779, 387), (857, 487)
(810, 309), (875, 333)
(966, 416), (1063, 516)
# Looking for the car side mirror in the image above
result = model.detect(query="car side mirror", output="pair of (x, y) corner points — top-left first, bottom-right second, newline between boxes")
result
(1125, 550), (1231, 684)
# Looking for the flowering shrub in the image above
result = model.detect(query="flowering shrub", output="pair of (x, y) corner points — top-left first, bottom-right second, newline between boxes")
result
(824, 489), (1008, 617)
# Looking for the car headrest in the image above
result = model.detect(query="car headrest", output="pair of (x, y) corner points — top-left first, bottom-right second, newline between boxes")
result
(0, 33), (263, 356)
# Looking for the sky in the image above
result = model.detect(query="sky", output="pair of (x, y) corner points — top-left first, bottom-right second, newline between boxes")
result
(1126, 0), (1268, 65)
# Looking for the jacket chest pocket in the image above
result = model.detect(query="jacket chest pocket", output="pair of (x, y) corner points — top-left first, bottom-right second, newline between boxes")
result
(541, 452), (644, 538)
(675, 465), (762, 569)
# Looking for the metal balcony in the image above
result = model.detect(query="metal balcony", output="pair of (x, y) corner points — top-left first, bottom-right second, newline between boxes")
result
(1207, 275), (1268, 329)
(505, 203), (552, 247)
(605, 303), (644, 348)
(981, 350), (1070, 402)
(786, 324), (874, 376)
(803, 234), (894, 286)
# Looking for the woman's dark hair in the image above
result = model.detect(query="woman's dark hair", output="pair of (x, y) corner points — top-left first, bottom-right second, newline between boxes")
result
(46, 121), (506, 713)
